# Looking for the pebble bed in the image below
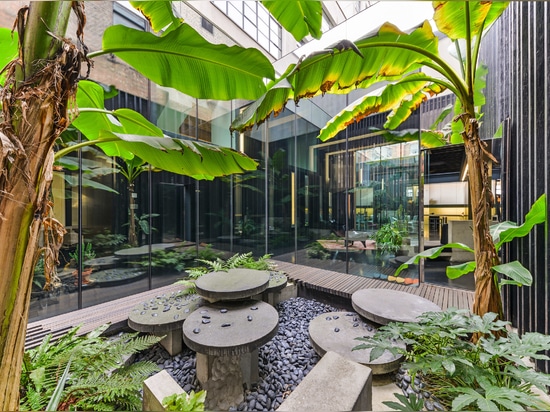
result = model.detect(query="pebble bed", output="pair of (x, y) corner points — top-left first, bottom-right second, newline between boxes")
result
(135, 297), (344, 411)
(395, 368), (444, 411)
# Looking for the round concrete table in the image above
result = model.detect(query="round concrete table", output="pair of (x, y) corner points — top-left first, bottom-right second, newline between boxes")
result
(194, 268), (270, 301)
(183, 299), (278, 410)
(352, 289), (441, 325)
(128, 292), (204, 355)
(308, 311), (404, 374)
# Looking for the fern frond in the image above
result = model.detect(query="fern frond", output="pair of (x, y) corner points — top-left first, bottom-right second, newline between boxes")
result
(226, 252), (253, 268)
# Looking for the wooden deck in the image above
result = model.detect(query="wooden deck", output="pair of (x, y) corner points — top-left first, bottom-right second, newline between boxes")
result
(25, 283), (184, 350)
(271, 260), (474, 312)
(25, 262), (474, 349)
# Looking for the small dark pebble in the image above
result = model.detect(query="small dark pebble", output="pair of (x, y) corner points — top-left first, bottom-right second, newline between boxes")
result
(247, 315), (253, 321)
(334, 327), (340, 332)
(192, 328), (200, 334)
(222, 323), (231, 327)
(326, 316), (332, 321)
(201, 319), (210, 324)
(251, 306), (258, 310)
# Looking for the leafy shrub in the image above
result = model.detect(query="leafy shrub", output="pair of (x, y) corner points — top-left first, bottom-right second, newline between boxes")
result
(20, 324), (161, 411)
(354, 309), (550, 411)
(305, 241), (330, 260)
(69, 242), (96, 265)
(163, 390), (206, 411)
(374, 222), (403, 255)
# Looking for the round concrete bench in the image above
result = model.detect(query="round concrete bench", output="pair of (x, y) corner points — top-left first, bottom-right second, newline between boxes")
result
(308, 311), (404, 374)
(261, 271), (288, 305)
(128, 292), (204, 355)
(194, 268), (270, 302)
(182, 299), (278, 410)
(352, 289), (442, 325)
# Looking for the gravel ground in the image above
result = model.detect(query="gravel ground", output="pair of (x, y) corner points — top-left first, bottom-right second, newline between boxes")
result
(134, 297), (345, 411)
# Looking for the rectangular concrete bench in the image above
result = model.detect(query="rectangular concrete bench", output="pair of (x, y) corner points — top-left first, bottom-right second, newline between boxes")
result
(277, 351), (373, 411)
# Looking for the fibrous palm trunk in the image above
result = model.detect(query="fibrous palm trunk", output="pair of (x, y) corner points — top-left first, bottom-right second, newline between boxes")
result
(461, 114), (503, 320)
(0, 3), (85, 409)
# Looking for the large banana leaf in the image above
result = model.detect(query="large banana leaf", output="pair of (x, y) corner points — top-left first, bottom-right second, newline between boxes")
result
(262, 1), (322, 41)
(433, 1), (509, 41)
(100, 131), (257, 180)
(232, 21), (441, 132)
(97, 23), (274, 100)
(66, 81), (258, 179)
(129, 1), (181, 34)
(317, 73), (446, 141)
(70, 80), (162, 159)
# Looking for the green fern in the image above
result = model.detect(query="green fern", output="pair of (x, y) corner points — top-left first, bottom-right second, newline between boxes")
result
(20, 324), (162, 411)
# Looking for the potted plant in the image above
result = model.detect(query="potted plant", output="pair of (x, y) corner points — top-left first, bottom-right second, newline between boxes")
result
(374, 223), (403, 259)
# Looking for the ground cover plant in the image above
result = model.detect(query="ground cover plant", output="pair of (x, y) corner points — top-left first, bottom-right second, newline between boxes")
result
(354, 309), (550, 411)
(20, 324), (161, 411)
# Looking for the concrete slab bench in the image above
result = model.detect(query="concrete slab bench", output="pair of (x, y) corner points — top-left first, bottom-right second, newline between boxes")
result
(277, 351), (372, 411)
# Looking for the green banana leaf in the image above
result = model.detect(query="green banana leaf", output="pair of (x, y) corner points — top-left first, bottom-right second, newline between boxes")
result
(317, 73), (445, 141)
(129, 1), (182, 34)
(99, 131), (257, 180)
(370, 128), (448, 149)
(262, 1), (322, 41)
(493, 194), (547, 250)
(233, 1), (509, 145)
(433, 1), (509, 41)
(0, 28), (18, 86)
(70, 81), (163, 159)
(97, 23), (274, 100)
(232, 21), (440, 132)
(493, 261), (533, 289)
(66, 81), (257, 179)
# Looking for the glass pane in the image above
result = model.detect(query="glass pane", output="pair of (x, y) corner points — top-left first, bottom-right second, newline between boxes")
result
(81, 151), (149, 309)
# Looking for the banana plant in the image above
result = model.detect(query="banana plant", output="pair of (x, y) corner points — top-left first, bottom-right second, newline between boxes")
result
(232, 2), (517, 322)
(0, 1), (321, 409)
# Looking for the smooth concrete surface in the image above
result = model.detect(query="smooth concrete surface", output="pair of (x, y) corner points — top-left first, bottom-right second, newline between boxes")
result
(143, 370), (184, 411)
(195, 268), (270, 301)
(352, 289), (441, 325)
(128, 293), (204, 355)
(308, 312), (404, 374)
(277, 351), (372, 411)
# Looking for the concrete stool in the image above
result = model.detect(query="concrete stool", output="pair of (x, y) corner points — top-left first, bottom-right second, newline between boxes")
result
(182, 299), (278, 410)
(352, 289), (441, 325)
(128, 292), (203, 355)
(308, 311), (404, 374)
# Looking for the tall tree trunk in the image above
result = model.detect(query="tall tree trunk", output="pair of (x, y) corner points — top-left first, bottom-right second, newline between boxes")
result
(461, 115), (503, 320)
(0, 3), (84, 409)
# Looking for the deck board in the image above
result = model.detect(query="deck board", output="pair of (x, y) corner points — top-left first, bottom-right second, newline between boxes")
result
(273, 260), (473, 311)
(26, 261), (474, 350)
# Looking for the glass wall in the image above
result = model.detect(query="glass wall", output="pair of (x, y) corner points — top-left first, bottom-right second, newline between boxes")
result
(30, 88), (424, 322)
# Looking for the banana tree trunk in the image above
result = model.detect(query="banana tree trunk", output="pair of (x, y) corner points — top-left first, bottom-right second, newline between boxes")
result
(128, 182), (138, 247)
(0, 3), (82, 409)
(461, 115), (503, 320)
